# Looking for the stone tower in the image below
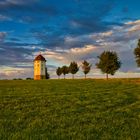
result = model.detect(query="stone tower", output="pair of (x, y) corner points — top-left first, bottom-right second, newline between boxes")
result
(34, 54), (46, 80)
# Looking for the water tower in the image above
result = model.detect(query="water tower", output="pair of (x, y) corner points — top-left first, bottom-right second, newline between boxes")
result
(34, 54), (46, 80)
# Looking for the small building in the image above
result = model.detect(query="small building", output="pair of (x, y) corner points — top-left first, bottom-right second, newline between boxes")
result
(34, 54), (46, 80)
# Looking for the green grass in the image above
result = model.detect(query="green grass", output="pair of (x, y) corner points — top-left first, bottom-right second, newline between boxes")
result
(0, 79), (140, 140)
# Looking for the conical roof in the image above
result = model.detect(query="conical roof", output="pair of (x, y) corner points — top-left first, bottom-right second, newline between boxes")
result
(34, 54), (46, 61)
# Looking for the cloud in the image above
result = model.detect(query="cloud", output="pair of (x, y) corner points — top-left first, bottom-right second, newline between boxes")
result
(1, 18), (140, 78)
(1, 1), (140, 79)
(41, 44), (101, 67)
(0, 0), (58, 23)
(0, 44), (34, 67)
(28, 0), (120, 49)
(100, 31), (113, 37)
(70, 45), (96, 54)
(0, 66), (33, 79)
(0, 0), (38, 5)
(0, 14), (11, 21)
(90, 20), (140, 45)
(0, 32), (7, 42)
(5, 0), (39, 5)
(125, 20), (140, 32)
(125, 20), (140, 25)
(36, 19), (140, 75)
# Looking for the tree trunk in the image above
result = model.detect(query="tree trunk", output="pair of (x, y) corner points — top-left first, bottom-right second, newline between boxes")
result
(85, 74), (86, 79)
(58, 76), (60, 79)
(106, 73), (108, 80)
(64, 74), (65, 79)
(72, 74), (74, 79)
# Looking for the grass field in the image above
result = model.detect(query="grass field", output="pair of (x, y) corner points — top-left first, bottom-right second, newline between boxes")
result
(0, 79), (140, 140)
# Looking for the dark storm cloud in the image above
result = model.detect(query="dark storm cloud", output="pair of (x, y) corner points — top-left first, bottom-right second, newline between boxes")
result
(0, 0), (120, 50)
(104, 28), (140, 44)
(0, 43), (33, 67)
(0, 0), (58, 23)
(27, 0), (120, 49)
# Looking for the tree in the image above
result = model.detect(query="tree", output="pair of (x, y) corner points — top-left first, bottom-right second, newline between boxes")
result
(56, 67), (62, 79)
(96, 51), (121, 79)
(134, 39), (140, 67)
(61, 65), (69, 79)
(45, 67), (50, 79)
(82, 60), (91, 79)
(69, 61), (79, 79)
(26, 77), (33, 80)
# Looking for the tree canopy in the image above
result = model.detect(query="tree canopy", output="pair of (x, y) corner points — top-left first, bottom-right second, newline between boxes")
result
(96, 51), (121, 79)
(56, 67), (62, 79)
(134, 39), (140, 67)
(61, 65), (69, 79)
(82, 60), (91, 79)
(69, 61), (79, 79)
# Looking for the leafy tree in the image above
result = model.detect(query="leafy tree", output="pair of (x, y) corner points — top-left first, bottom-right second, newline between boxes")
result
(26, 77), (33, 80)
(13, 78), (22, 80)
(69, 61), (79, 79)
(61, 65), (69, 79)
(45, 67), (50, 79)
(82, 60), (92, 79)
(96, 51), (121, 79)
(134, 39), (140, 67)
(56, 67), (62, 79)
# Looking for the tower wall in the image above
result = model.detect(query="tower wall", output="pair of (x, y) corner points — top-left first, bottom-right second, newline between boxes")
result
(34, 60), (46, 80)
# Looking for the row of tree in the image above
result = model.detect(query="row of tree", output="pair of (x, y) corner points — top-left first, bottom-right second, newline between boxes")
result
(56, 60), (92, 79)
(56, 50), (121, 80)
(55, 39), (140, 80)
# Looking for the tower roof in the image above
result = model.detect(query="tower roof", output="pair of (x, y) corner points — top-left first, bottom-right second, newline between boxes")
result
(34, 54), (46, 61)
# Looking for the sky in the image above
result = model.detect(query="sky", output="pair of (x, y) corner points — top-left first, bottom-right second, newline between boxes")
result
(1, 0), (140, 79)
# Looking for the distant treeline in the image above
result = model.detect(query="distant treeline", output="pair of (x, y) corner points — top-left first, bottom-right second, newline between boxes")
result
(56, 51), (121, 80)
(56, 60), (91, 79)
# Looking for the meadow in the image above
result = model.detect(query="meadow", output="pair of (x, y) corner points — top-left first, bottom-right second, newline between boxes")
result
(0, 79), (140, 140)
